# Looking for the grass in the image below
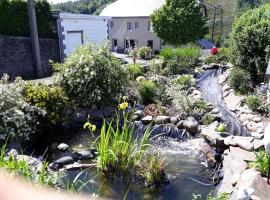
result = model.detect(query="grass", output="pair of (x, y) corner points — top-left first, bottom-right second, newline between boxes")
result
(250, 150), (270, 176)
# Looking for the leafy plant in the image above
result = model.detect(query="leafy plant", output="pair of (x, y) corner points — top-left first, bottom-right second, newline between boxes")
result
(206, 192), (229, 200)
(137, 47), (152, 59)
(203, 114), (215, 125)
(172, 74), (195, 90)
(250, 150), (270, 176)
(229, 67), (252, 95)
(138, 80), (157, 104)
(230, 4), (270, 84)
(216, 123), (226, 132)
(204, 47), (231, 64)
(55, 43), (128, 107)
(246, 95), (261, 111)
(23, 83), (69, 125)
(127, 64), (144, 79)
(160, 48), (174, 60)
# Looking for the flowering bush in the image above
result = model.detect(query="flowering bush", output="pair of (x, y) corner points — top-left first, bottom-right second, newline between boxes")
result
(0, 74), (45, 141)
(55, 43), (128, 107)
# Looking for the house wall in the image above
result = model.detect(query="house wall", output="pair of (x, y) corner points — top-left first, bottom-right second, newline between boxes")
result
(58, 14), (109, 60)
(109, 17), (161, 52)
(0, 35), (60, 80)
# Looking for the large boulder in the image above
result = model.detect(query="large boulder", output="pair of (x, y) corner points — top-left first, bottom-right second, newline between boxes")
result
(154, 116), (170, 124)
(182, 117), (199, 135)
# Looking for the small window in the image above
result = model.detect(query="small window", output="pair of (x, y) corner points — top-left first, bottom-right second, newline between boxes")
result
(127, 22), (132, 31)
(111, 21), (114, 28)
(148, 21), (152, 32)
(135, 22), (139, 29)
(112, 39), (117, 47)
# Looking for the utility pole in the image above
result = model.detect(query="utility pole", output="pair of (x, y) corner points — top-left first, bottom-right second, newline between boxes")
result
(27, 0), (42, 78)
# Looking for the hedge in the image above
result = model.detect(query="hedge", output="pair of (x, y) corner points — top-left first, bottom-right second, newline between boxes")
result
(0, 0), (55, 38)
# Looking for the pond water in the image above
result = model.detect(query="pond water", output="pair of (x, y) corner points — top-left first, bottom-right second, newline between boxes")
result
(43, 130), (214, 200)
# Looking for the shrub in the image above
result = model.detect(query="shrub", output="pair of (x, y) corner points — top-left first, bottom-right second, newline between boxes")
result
(230, 4), (270, 84)
(161, 44), (201, 75)
(229, 67), (252, 95)
(203, 114), (215, 125)
(23, 83), (69, 125)
(216, 123), (226, 132)
(172, 74), (195, 90)
(137, 47), (152, 59)
(55, 43), (127, 107)
(204, 47), (231, 64)
(246, 95), (261, 111)
(149, 59), (163, 76)
(0, 75), (44, 141)
(250, 150), (270, 176)
(138, 80), (157, 104)
(127, 64), (144, 79)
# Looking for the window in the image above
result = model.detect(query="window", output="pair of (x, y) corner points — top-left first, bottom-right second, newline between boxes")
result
(127, 22), (132, 31)
(148, 21), (152, 32)
(135, 21), (139, 29)
(111, 21), (114, 28)
(112, 39), (117, 47)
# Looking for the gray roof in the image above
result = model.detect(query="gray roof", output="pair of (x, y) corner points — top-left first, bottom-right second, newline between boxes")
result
(100, 0), (165, 17)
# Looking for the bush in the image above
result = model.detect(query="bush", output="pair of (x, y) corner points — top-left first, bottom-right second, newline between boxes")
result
(161, 44), (201, 75)
(138, 80), (157, 104)
(127, 64), (144, 79)
(250, 150), (270, 176)
(0, 75), (44, 141)
(229, 67), (252, 95)
(203, 114), (215, 125)
(216, 123), (226, 132)
(55, 43), (127, 107)
(137, 47), (152, 59)
(23, 83), (69, 125)
(172, 74), (195, 90)
(246, 95), (261, 111)
(204, 47), (231, 64)
(230, 4), (270, 84)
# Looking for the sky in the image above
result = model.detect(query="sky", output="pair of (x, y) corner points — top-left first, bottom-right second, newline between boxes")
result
(48, 0), (77, 4)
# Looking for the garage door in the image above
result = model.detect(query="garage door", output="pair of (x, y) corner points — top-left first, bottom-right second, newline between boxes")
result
(66, 31), (83, 57)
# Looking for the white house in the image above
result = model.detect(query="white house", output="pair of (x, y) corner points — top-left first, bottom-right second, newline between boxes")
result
(56, 13), (109, 60)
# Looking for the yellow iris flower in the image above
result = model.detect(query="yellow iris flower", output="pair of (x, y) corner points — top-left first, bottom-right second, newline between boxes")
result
(119, 102), (129, 110)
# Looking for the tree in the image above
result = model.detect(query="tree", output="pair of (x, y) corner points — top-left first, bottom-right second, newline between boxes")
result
(150, 0), (208, 46)
(230, 4), (270, 84)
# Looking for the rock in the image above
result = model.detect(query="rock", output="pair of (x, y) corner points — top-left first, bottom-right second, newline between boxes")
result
(222, 84), (230, 93)
(237, 188), (254, 200)
(77, 150), (94, 160)
(224, 93), (244, 112)
(224, 136), (237, 146)
(141, 116), (153, 124)
(253, 139), (264, 151)
(201, 128), (221, 144)
(176, 120), (184, 129)
(236, 169), (270, 200)
(136, 76), (146, 82)
(253, 116), (262, 123)
(233, 136), (254, 144)
(16, 155), (42, 171)
(229, 146), (256, 162)
(211, 108), (220, 115)
(199, 142), (216, 168)
(170, 116), (179, 125)
(182, 117), (199, 135)
(230, 159), (248, 175)
(154, 116), (170, 124)
(219, 75), (227, 85)
(177, 113), (187, 120)
(231, 173), (241, 187)
(7, 149), (18, 157)
(236, 140), (254, 151)
(57, 143), (69, 151)
(223, 91), (231, 98)
(49, 152), (80, 170)
(134, 110), (144, 117)
(250, 132), (264, 140)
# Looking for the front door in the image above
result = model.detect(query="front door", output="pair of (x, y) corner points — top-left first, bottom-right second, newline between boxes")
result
(147, 40), (153, 49)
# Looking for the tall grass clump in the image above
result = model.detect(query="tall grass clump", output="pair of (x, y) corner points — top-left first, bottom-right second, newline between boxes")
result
(250, 150), (270, 176)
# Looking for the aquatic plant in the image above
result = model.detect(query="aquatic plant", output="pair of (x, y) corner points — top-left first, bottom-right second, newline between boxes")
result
(250, 150), (270, 176)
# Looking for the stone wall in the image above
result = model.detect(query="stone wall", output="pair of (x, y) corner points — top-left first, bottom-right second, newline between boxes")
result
(0, 35), (60, 80)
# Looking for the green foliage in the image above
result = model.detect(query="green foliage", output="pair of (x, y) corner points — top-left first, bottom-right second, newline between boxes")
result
(206, 192), (229, 200)
(236, 0), (270, 16)
(250, 150), (270, 176)
(0, 0), (55, 38)
(204, 47), (231, 64)
(137, 47), (152, 59)
(149, 59), (163, 76)
(0, 144), (58, 186)
(230, 4), (270, 84)
(161, 44), (201, 75)
(246, 95), (261, 111)
(127, 64), (144, 79)
(229, 67), (252, 95)
(216, 123), (226, 132)
(138, 80), (157, 104)
(55, 43), (127, 107)
(23, 83), (69, 125)
(150, 0), (208, 45)
(0, 74), (45, 141)
(172, 74), (196, 90)
(53, 0), (115, 15)
(203, 114), (215, 125)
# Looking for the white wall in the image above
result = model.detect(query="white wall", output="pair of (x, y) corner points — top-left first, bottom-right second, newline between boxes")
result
(59, 13), (109, 59)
